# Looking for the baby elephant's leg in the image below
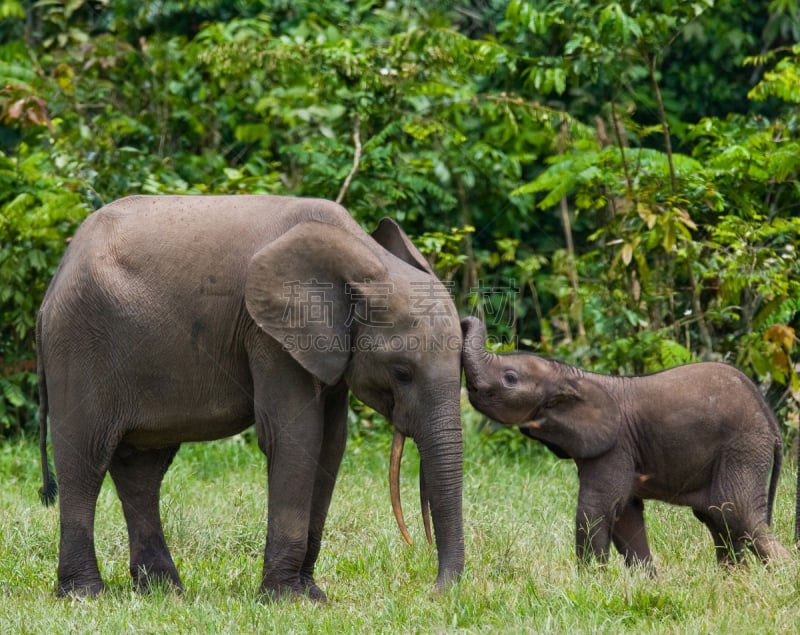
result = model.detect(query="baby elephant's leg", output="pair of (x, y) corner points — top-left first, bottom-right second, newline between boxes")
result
(693, 506), (747, 565)
(696, 456), (791, 566)
(612, 498), (655, 574)
(693, 503), (789, 566)
(575, 506), (612, 565)
(737, 461), (791, 564)
(574, 482), (621, 565)
(748, 523), (790, 564)
(575, 459), (639, 566)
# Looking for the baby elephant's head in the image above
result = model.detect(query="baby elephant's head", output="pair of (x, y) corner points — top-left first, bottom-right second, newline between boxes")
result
(460, 317), (546, 425)
(461, 316), (622, 460)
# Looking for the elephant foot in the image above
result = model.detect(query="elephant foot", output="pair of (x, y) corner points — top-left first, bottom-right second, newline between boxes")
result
(260, 577), (327, 603)
(56, 577), (105, 599)
(132, 565), (184, 594)
(641, 562), (658, 578)
(624, 558), (657, 577)
(749, 526), (791, 565)
(301, 578), (328, 603)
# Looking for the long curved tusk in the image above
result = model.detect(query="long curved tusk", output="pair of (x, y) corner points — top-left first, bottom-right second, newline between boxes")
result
(390, 431), (412, 545)
(420, 463), (433, 546)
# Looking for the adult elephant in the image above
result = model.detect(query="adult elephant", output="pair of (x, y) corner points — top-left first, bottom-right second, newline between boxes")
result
(461, 316), (793, 571)
(37, 195), (464, 600)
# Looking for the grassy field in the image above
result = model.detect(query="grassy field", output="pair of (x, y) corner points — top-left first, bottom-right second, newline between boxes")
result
(1, 406), (799, 634)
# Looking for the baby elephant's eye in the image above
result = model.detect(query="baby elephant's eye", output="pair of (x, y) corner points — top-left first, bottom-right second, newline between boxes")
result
(502, 370), (519, 387)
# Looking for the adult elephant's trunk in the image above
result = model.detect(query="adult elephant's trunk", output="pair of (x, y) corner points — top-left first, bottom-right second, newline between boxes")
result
(417, 412), (464, 588)
(389, 403), (464, 588)
(461, 316), (496, 382)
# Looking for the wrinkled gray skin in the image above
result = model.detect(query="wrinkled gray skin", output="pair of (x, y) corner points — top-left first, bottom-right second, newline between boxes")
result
(37, 195), (464, 600)
(461, 316), (793, 572)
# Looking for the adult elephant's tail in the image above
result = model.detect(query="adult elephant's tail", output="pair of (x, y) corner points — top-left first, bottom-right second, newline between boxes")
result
(36, 312), (57, 506)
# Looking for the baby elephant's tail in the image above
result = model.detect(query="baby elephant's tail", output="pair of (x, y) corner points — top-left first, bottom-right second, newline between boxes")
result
(36, 314), (57, 506)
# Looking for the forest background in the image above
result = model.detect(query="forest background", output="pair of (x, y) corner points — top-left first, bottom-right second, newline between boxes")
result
(1, 0), (799, 443)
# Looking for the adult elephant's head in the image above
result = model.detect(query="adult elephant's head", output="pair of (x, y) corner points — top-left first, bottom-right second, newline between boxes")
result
(245, 217), (464, 589)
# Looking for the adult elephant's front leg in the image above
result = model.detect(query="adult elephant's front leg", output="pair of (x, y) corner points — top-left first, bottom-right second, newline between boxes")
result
(259, 401), (327, 599)
(299, 385), (349, 601)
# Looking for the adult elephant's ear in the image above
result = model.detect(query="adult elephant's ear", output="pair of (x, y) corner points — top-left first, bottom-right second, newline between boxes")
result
(533, 377), (621, 459)
(371, 217), (433, 274)
(245, 221), (387, 386)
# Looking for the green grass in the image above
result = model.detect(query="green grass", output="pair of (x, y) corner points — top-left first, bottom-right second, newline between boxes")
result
(2, 411), (800, 634)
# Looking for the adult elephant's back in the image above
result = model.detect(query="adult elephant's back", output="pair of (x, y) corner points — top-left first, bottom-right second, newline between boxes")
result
(38, 195), (364, 445)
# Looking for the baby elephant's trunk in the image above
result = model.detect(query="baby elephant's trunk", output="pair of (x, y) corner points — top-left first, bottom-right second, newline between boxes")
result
(460, 317), (494, 383)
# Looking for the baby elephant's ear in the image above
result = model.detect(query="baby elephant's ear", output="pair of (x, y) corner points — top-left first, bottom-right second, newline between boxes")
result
(539, 377), (620, 459)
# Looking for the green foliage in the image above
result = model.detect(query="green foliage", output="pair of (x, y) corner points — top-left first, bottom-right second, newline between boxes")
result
(747, 43), (800, 103)
(0, 149), (88, 433)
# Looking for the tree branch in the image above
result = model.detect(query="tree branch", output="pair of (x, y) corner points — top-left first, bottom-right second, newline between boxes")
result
(336, 112), (362, 204)
(645, 52), (677, 194)
(559, 120), (585, 340)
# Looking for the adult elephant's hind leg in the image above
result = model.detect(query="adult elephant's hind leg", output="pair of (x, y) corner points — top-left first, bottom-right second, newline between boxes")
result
(53, 448), (107, 597)
(52, 418), (120, 597)
(109, 444), (181, 592)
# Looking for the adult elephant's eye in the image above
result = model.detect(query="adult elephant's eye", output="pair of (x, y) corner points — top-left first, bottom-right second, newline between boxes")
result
(392, 365), (413, 384)
(502, 370), (519, 387)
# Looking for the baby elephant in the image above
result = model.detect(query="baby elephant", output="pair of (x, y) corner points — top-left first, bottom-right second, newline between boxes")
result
(461, 317), (795, 571)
